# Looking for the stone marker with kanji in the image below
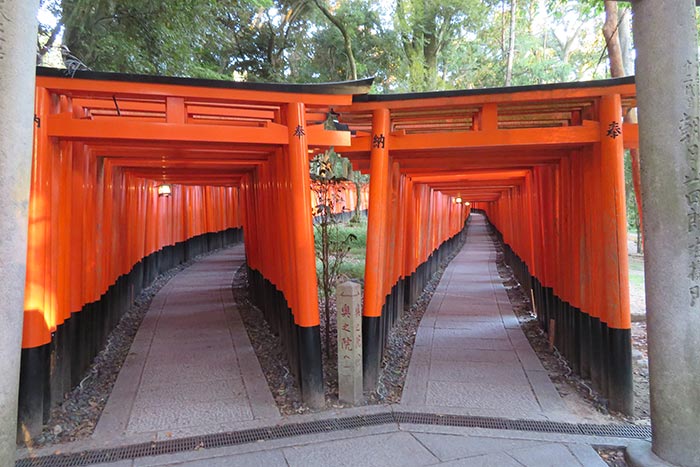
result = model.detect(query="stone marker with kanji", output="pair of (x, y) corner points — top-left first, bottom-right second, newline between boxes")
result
(336, 281), (363, 405)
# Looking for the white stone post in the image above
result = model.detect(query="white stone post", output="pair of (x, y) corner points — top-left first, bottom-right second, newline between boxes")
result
(336, 281), (363, 405)
(0, 0), (39, 463)
(631, 1), (700, 466)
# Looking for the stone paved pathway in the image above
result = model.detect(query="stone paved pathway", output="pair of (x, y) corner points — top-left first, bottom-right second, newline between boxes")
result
(401, 213), (570, 420)
(85, 422), (613, 467)
(17, 227), (617, 466)
(93, 245), (280, 442)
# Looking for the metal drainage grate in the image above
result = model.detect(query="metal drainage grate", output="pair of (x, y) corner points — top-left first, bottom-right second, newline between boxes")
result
(395, 411), (650, 439)
(506, 419), (581, 435)
(579, 423), (652, 439)
(16, 411), (651, 467)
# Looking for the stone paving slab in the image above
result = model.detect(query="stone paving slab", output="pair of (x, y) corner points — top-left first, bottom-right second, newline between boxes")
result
(429, 360), (531, 386)
(430, 347), (522, 365)
(282, 431), (438, 467)
(93, 245), (279, 442)
(432, 325), (509, 340)
(508, 443), (584, 467)
(425, 381), (542, 411)
(157, 450), (287, 467)
(85, 423), (612, 466)
(127, 399), (254, 433)
(433, 315), (505, 326)
(431, 337), (513, 351)
(411, 431), (547, 461)
(436, 451), (523, 466)
(129, 378), (248, 407)
(526, 370), (569, 414)
(401, 213), (572, 421)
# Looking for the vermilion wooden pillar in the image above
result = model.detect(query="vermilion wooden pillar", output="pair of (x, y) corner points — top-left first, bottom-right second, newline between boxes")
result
(598, 93), (633, 415)
(285, 102), (324, 408)
(403, 177), (416, 300)
(363, 108), (391, 391)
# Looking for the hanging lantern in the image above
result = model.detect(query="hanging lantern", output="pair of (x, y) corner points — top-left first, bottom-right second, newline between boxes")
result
(454, 196), (463, 204)
(158, 184), (172, 197)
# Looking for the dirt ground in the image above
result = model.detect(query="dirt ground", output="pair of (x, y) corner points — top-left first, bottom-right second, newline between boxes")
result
(596, 447), (628, 467)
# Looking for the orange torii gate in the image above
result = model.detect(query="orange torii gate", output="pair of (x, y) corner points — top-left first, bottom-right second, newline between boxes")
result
(18, 68), (637, 440)
(19, 68), (370, 437)
(335, 78), (637, 414)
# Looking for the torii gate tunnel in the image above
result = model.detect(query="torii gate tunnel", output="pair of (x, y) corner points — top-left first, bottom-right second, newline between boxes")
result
(18, 68), (638, 437)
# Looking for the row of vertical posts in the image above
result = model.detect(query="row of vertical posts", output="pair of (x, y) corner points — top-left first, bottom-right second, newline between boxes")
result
(310, 181), (369, 222)
(243, 103), (326, 408)
(362, 109), (471, 390)
(246, 137), (369, 408)
(477, 94), (633, 414)
(18, 89), (244, 440)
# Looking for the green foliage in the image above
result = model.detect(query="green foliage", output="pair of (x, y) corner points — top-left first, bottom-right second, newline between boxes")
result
(294, 1), (401, 87)
(334, 220), (367, 256)
(41, 0), (618, 89)
(314, 220), (366, 281)
(58, 0), (225, 77)
(628, 256), (644, 287)
(393, 0), (489, 91)
(311, 149), (358, 357)
(624, 150), (639, 229)
(310, 147), (352, 182)
(338, 259), (365, 281)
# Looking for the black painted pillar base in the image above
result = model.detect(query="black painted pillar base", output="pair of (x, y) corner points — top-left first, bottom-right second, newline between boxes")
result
(590, 317), (603, 394)
(298, 325), (324, 409)
(607, 327), (633, 415)
(362, 316), (381, 392)
(579, 311), (592, 380)
(483, 210), (634, 417)
(17, 345), (49, 443)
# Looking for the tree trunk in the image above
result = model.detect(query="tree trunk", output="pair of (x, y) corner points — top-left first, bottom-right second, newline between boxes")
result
(636, 218), (641, 254)
(630, 134), (644, 250)
(313, 0), (357, 80)
(36, 22), (62, 65)
(353, 178), (362, 222)
(504, 0), (516, 86)
(501, 0), (506, 54)
(321, 186), (332, 359)
(602, 1), (624, 78)
(618, 7), (633, 76)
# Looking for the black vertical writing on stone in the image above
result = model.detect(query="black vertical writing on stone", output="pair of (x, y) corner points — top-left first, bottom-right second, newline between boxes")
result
(682, 59), (700, 305)
(0, 6), (9, 62)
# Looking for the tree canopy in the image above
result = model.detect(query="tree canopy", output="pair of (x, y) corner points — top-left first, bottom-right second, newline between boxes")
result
(37, 0), (619, 92)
